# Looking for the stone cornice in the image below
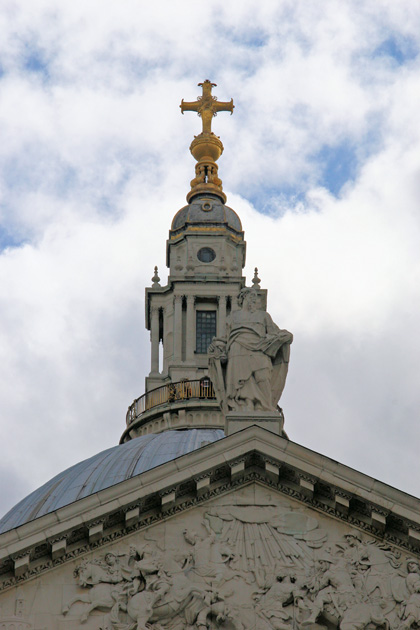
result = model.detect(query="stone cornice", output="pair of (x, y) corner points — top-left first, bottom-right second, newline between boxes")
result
(0, 426), (419, 591)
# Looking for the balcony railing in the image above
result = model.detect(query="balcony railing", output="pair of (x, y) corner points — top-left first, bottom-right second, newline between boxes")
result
(126, 379), (216, 426)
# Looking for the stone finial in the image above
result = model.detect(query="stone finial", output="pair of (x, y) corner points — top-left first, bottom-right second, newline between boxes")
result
(180, 80), (234, 203)
(252, 267), (261, 288)
(151, 266), (161, 287)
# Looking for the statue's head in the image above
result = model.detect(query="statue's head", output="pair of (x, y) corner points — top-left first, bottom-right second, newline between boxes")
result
(317, 552), (334, 570)
(344, 530), (361, 546)
(237, 288), (259, 311)
(104, 552), (117, 565)
(407, 558), (420, 573)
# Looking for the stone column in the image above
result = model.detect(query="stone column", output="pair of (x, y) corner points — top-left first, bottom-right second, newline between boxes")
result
(185, 295), (195, 362)
(173, 295), (183, 362)
(150, 306), (160, 374)
(218, 295), (227, 338)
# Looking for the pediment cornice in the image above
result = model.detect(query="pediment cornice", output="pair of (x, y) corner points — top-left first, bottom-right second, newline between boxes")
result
(1, 426), (419, 591)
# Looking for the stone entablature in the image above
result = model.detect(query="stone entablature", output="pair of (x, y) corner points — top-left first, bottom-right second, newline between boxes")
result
(1, 427), (420, 595)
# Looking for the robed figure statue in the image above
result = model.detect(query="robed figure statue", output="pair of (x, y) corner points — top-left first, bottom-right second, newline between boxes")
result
(209, 288), (293, 415)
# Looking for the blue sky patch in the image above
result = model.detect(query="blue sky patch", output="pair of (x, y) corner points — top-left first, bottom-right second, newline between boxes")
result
(245, 185), (307, 216)
(215, 24), (268, 49)
(242, 139), (361, 213)
(0, 227), (26, 253)
(23, 50), (50, 79)
(315, 141), (359, 196)
(373, 35), (418, 65)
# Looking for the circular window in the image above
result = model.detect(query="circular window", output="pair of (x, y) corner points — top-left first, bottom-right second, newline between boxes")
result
(201, 201), (213, 212)
(197, 247), (216, 263)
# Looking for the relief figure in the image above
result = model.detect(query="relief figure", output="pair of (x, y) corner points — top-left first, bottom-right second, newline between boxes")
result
(401, 559), (420, 629)
(302, 553), (359, 626)
(62, 553), (126, 622)
(254, 573), (298, 630)
(183, 520), (234, 586)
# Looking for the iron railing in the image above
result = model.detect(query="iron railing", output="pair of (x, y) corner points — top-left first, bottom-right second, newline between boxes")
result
(126, 379), (216, 426)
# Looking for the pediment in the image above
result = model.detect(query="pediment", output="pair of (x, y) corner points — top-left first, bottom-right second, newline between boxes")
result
(1, 426), (420, 630)
(1, 481), (420, 630)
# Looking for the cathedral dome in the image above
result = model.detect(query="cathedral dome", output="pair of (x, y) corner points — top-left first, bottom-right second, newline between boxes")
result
(0, 429), (224, 534)
(171, 195), (242, 234)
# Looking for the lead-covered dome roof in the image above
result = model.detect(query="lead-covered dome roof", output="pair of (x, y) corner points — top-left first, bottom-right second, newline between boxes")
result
(0, 429), (224, 533)
(171, 195), (242, 233)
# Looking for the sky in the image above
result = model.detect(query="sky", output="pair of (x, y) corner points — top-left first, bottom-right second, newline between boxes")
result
(0, 0), (420, 519)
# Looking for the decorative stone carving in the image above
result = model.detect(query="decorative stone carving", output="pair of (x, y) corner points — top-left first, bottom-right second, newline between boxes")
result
(209, 288), (293, 414)
(392, 557), (420, 629)
(62, 543), (239, 630)
(60, 499), (419, 630)
(186, 255), (195, 275)
(0, 595), (32, 630)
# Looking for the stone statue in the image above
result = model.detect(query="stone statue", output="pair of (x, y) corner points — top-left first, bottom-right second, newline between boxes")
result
(209, 288), (293, 414)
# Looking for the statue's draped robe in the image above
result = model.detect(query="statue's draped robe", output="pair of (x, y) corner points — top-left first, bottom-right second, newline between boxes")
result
(223, 310), (292, 411)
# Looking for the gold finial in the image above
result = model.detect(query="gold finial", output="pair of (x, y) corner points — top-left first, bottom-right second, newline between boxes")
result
(180, 80), (234, 203)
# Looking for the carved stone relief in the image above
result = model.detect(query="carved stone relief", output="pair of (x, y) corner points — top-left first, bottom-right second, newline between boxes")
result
(58, 492), (419, 630)
(1, 487), (419, 630)
(0, 596), (32, 630)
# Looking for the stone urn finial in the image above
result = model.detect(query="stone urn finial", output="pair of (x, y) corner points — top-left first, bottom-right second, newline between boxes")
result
(151, 266), (161, 287)
(252, 267), (261, 289)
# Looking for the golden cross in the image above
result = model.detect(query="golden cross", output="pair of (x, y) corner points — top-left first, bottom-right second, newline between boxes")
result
(180, 80), (234, 135)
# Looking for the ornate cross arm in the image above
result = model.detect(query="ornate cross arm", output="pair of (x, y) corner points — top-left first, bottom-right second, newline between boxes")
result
(180, 80), (234, 135)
